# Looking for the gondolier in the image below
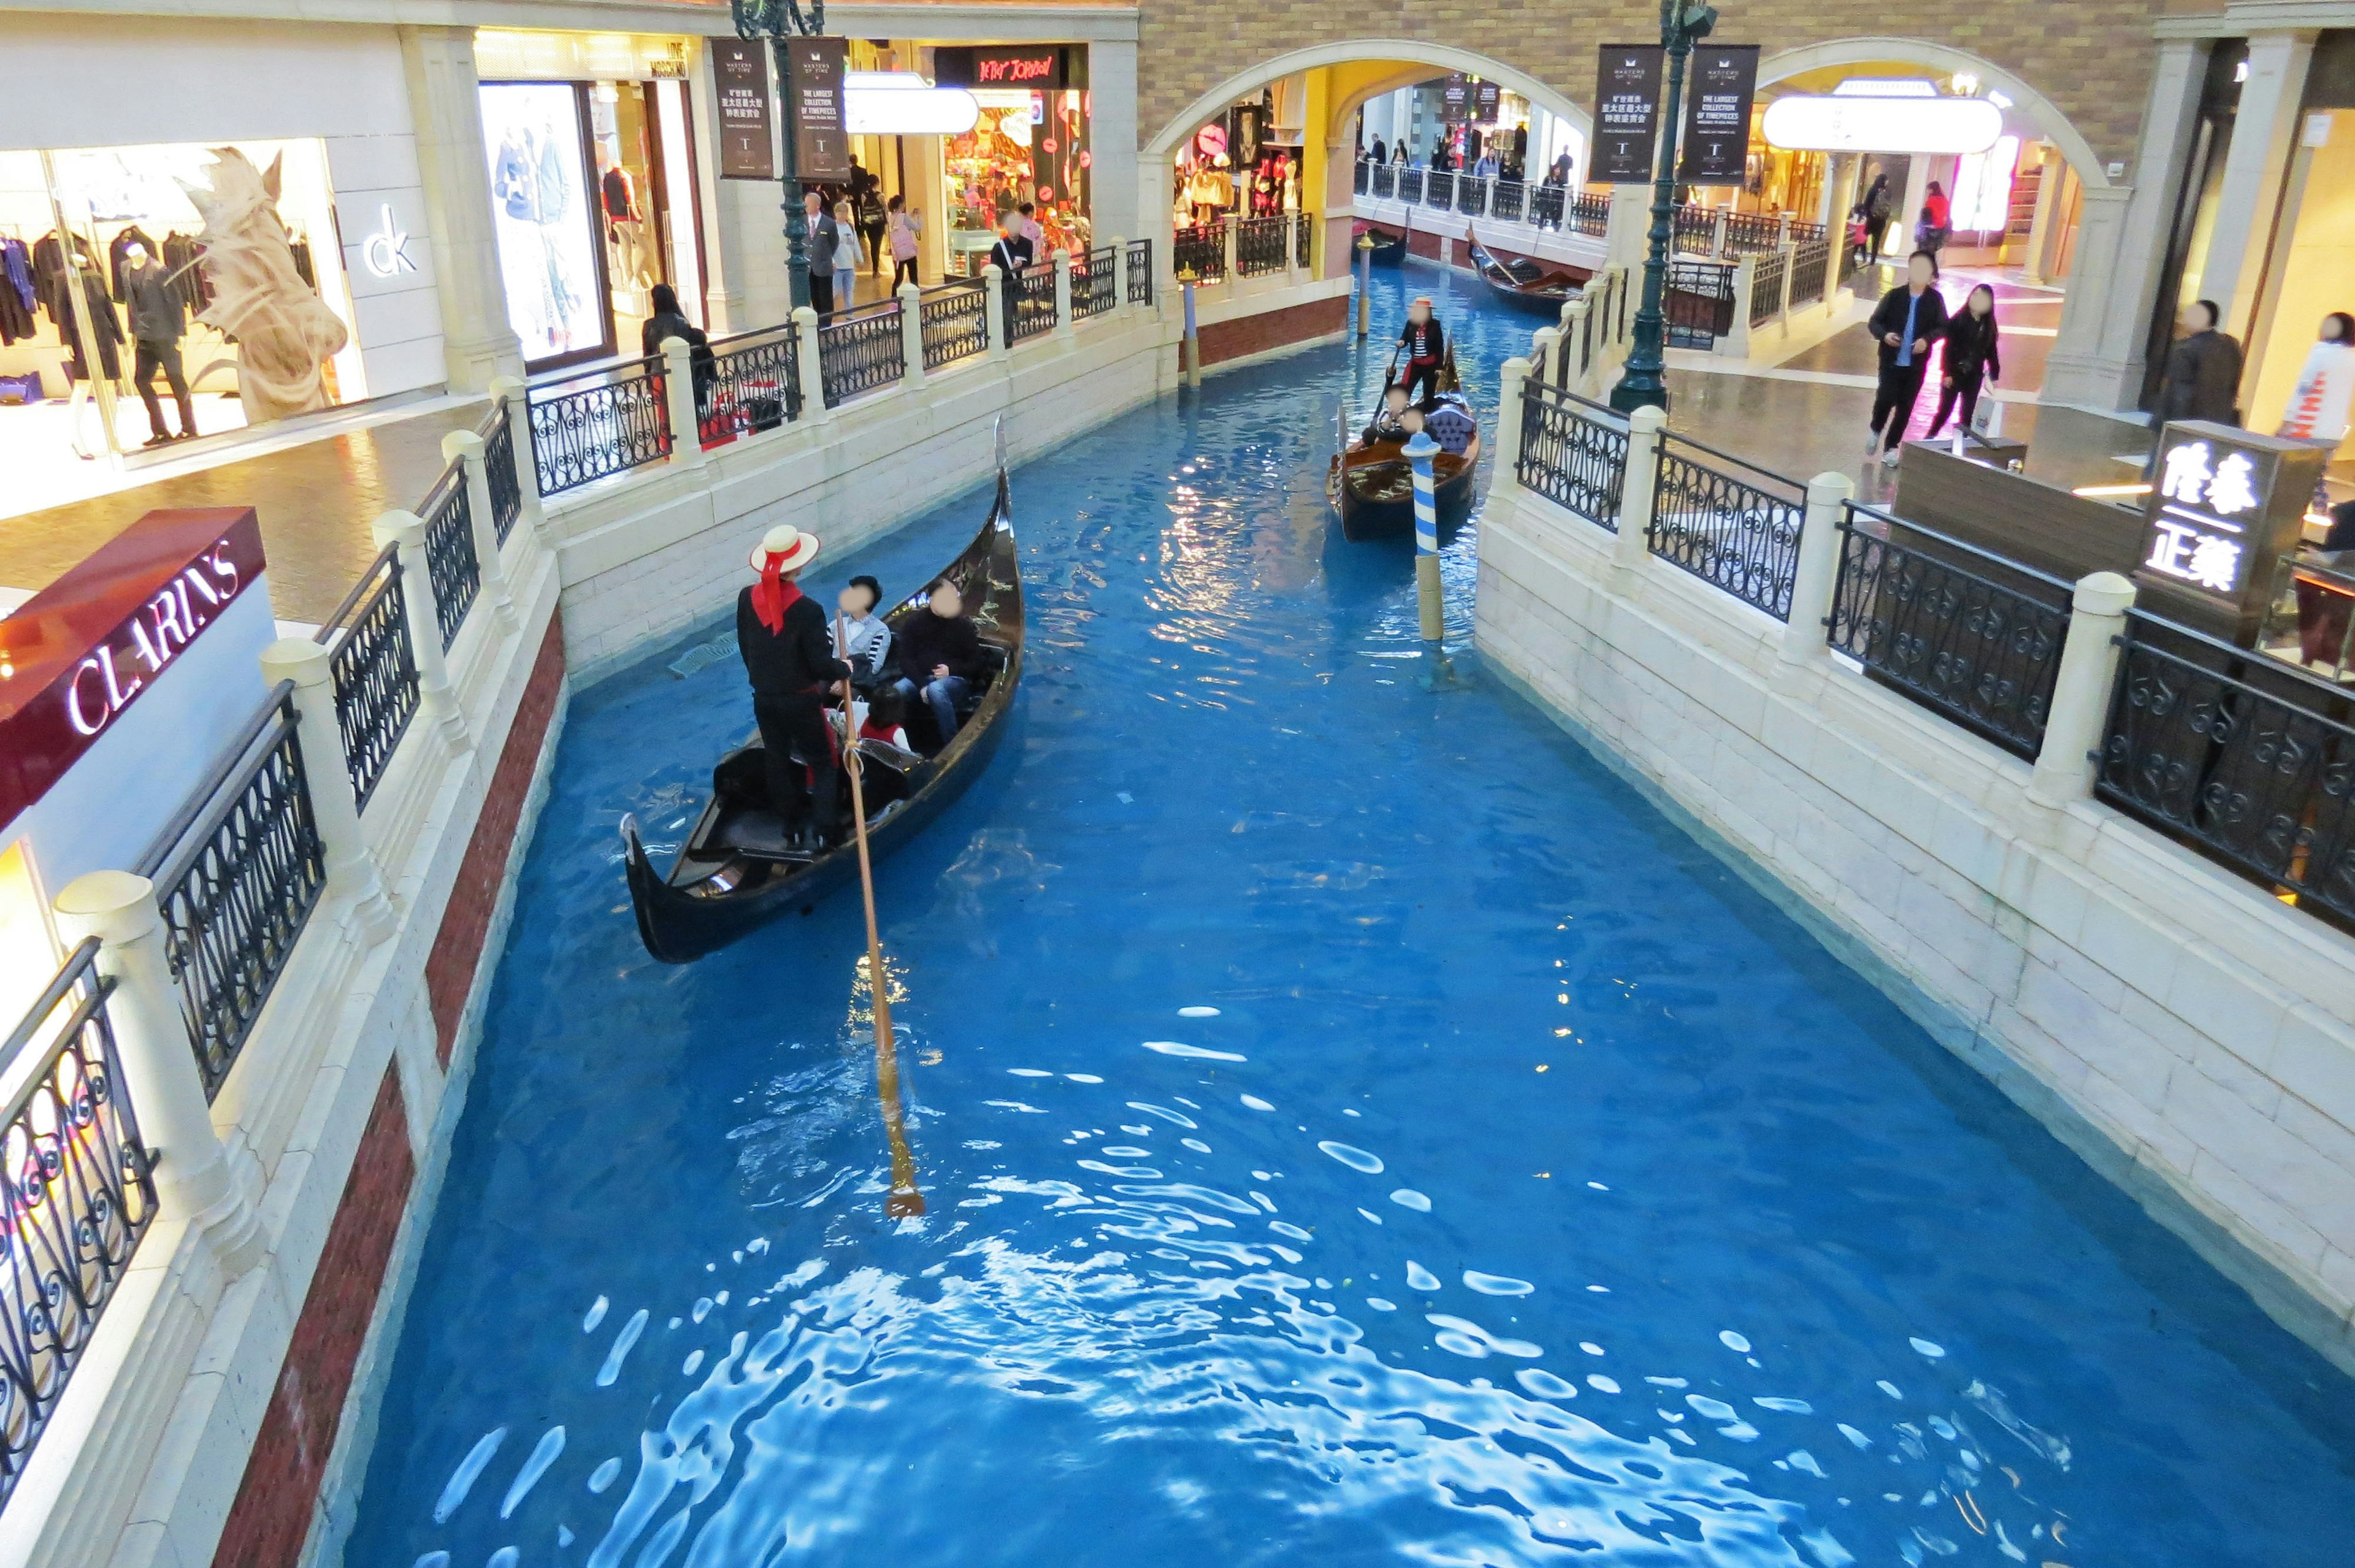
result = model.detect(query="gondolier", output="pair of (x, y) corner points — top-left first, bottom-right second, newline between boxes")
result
(738, 524), (850, 846)
(1393, 297), (1448, 405)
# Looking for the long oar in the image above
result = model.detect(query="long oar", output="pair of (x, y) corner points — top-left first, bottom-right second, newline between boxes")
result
(837, 616), (924, 1217)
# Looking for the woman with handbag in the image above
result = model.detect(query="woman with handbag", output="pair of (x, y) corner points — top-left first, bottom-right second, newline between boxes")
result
(1926, 283), (2000, 442)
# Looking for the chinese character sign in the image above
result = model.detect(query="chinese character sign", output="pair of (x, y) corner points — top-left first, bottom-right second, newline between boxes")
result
(2135, 420), (2326, 635)
(1593, 46), (1665, 183)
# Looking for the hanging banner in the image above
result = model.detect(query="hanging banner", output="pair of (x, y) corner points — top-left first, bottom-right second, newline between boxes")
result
(710, 39), (775, 180)
(785, 35), (849, 182)
(1439, 75), (1473, 124)
(1679, 44), (1760, 185)
(1594, 45), (1665, 183)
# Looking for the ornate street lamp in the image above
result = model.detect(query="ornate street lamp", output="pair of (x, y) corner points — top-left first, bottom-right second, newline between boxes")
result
(1611, 1), (1720, 414)
(730, 0), (827, 310)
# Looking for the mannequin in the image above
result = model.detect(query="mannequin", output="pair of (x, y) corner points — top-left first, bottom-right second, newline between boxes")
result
(121, 239), (196, 446)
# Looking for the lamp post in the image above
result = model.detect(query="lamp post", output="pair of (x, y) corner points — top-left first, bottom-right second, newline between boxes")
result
(731, 0), (825, 312)
(1610, 0), (1720, 415)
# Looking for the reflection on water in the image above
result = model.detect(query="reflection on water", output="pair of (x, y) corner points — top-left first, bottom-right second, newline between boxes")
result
(351, 269), (2355, 1568)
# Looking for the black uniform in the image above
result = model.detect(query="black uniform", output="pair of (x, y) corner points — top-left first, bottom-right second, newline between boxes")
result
(1866, 284), (1950, 453)
(737, 585), (851, 838)
(1395, 316), (1447, 406)
(1927, 308), (2002, 440)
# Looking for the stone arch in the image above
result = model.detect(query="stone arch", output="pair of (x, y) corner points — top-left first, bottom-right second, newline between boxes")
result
(1757, 36), (2113, 189)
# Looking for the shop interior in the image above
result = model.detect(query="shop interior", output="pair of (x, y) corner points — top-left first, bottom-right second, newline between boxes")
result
(1355, 77), (1582, 186)
(0, 137), (364, 513)
(1173, 79), (1306, 229)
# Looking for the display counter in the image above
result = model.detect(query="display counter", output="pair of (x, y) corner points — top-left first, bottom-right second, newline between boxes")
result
(1893, 438), (2146, 583)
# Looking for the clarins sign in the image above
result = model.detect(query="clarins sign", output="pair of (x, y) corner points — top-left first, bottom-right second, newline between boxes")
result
(1, 508), (266, 827)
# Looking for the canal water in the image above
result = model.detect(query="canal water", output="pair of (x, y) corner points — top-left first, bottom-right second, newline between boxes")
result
(349, 270), (2355, 1568)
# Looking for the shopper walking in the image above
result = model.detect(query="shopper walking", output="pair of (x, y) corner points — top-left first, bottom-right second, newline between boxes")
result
(2157, 300), (2243, 426)
(1926, 283), (1999, 441)
(1853, 173), (1892, 266)
(832, 199), (862, 313)
(1866, 251), (1949, 466)
(2278, 311), (2355, 508)
(887, 195), (922, 289)
(1915, 180), (1951, 256)
(805, 190), (838, 315)
(855, 176), (887, 274)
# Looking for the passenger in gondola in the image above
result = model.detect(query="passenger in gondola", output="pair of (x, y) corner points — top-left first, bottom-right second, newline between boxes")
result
(856, 687), (914, 752)
(1392, 297), (1447, 405)
(835, 575), (893, 693)
(1362, 383), (1412, 444)
(894, 583), (984, 744)
(738, 524), (850, 845)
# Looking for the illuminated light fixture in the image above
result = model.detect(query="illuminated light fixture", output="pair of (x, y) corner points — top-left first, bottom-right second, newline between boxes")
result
(842, 71), (980, 136)
(1986, 90), (2013, 109)
(1763, 94), (2004, 153)
(1950, 73), (1980, 97)
(1832, 78), (1939, 97)
(2072, 483), (2153, 498)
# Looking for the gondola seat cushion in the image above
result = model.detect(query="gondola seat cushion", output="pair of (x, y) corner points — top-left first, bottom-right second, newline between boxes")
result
(1426, 406), (1475, 456)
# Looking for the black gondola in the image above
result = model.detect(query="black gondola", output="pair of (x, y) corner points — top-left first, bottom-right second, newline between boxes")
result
(1326, 352), (1483, 542)
(1354, 222), (1406, 267)
(1466, 232), (1582, 318)
(620, 476), (1022, 963)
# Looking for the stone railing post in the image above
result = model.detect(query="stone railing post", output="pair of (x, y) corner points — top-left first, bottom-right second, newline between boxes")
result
(1532, 325), (1563, 391)
(1778, 240), (1800, 325)
(1494, 356), (1531, 500)
(898, 283), (927, 388)
(2029, 573), (2138, 808)
(1777, 212), (1792, 245)
(1722, 255), (1756, 359)
(1779, 472), (1856, 666)
(52, 872), (264, 1274)
(1108, 235), (1132, 315)
(1710, 208), (1729, 259)
(793, 305), (829, 421)
(657, 336), (706, 472)
(1052, 248), (1074, 340)
(488, 375), (546, 541)
(258, 639), (397, 939)
(371, 508), (472, 754)
(1612, 405), (1666, 575)
(982, 265), (1009, 360)
(440, 430), (519, 635)
(1222, 215), (1239, 283)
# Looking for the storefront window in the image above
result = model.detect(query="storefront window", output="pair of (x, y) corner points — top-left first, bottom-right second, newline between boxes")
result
(1950, 136), (2020, 234)
(943, 90), (1090, 273)
(481, 82), (613, 370)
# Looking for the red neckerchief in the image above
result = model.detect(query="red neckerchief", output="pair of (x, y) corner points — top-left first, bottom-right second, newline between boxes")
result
(750, 559), (804, 633)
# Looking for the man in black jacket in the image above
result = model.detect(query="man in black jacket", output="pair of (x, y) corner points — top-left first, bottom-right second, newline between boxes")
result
(738, 524), (850, 842)
(894, 583), (984, 743)
(805, 191), (838, 315)
(1865, 251), (1950, 467)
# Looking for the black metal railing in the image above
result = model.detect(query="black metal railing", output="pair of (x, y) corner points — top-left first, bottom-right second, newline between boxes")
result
(1787, 236), (1831, 309)
(2097, 614), (2355, 926)
(1666, 259), (1737, 349)
(1648, 433), (1808, 619)
(1788, 218), (1828, 244)
(1426, 170), (1455, 210)
(1236, 216), (1289, 277)
(1295, 211), (1313, 270)
(919, 282), (989, 370)
(703, 326), (802, 443)
(420, 472), (480, 654)
(0, 939), (158, 1509)
(1457, 177), (1489, 217)
(483, 411), (523, 545)
(1073, 245), (1120, 319)
(1569, 193), (1610, 237)
(312, 545), (418, 809)
(1006, 262), (1057, 343)
(1749, 248), (1788, 329)
(1673, 203), (1717, 254)
(818, 300), (906, 407)
(1372, 164), (1396, 199)
(1354, 159), (1370, 194)
(1519, 379), (1630, 532)
(1125, 239), (1154, 306)
(1530, 184), (1566, 229)
(1723, 210), (1784, 256)
(527, 356), (672, 495)
(1173, 222), (1225, 282)
(1828, 503), (2072, 760)
(1398, 168), (1425, 204)
(139, 689), (328, 1100)
(1491, 180), (1525, 222)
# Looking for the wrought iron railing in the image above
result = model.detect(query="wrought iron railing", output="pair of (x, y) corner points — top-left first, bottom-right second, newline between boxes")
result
(703, 326), (802, 443)
(312, 545), (418, 809)
(1787, 218), (1828, 244)
(1125, 239), (1154, 306)
(1666, 259), (1737, 348)
(1722, 210), (1784, 256)
(1398, 168), (1425, 204)
(420, 472), (480, 654)
(1827, 503), (2072, 760)
(2099, 613), (2355, 926)
(1518, 379), (1630, 532)
(1457, 177), (1489, 217)
(527, 356), (671, 495)
(1749, 249), (1789, 329)
(1295, 211), (1313, 269)
(1236, 216), (1289, 277)
(919, 282), (989, 370)
(1426, 170), (1455, 210)
(0, 938), (158, 1509)
(1073, 245), (1120, 319)
(139, 689), (328, 1100)
(1648, 433), (1807, 619)
(1530, 183), (1565, 229)
(1354, 159), (1370, 194)
(1569, 193), (1610, 237)
(1006, 262), (1057, 343)
(483, 411), (523, 545)
(1491, 180), (1525, 222)
(818, 299), (906, 407)
(1786, 237), (1831, 309)
(1672, 203), (1716, 254)
(1173, 221), (1225, 282)
(1372, 164), (1396, 199)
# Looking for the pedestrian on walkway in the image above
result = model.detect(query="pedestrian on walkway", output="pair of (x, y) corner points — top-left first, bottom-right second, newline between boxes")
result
(805, 191), (838, 315)
(2277, 311), (2355, 510)
(2157, 300), (2243, 426)
(1853, 174), (1892, 266)
(1866, 251), (1949, 467)
(887, 195), (922, 289)
(1926, 283), (1999, 441)
(832, 199), (862, 315)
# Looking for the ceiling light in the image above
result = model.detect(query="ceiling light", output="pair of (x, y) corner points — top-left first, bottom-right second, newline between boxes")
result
(1832, 78), (1939, 98)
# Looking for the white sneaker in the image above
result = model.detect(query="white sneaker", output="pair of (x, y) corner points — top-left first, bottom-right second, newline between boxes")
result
(1866, 430), (1881, 457)
(1881, 446), (1902, 468)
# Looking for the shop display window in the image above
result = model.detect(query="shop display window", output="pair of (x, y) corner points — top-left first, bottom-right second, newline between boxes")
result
(481, 82), (615, 370)
(943, 89), (1090, 274)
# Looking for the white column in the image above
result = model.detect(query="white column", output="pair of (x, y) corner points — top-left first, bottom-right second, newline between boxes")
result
(1603, 184), (1652, 272)
(1495, 356), (1532, 499)
(2029, 572), (2137, 808)
(1612, 405), (1666, 572)
(1137, 150), (1176, 319)
(489, 374), (546, 541)
(440, 429), (519, 633)
(258, 639), (397, 939)
(1052, 247), (1075, 340)
(1533, 325), (1563, 390)
(1222, 215), (1239, 283)
(982, 266), (1008, 361)
(1710, 209), (1729, 259)
(2204, 31), (2318, 337)
(1779, 472), (1855, 666)
(898, 282), (927, 388)
(2020, 145), (2065, 283)
(372, 508), (472, 754)
(397, 26), (524, 391)
(657, 337), (705, 472)
(1777, 241), (1799, 324)
(52, 872), (264, 1275)
(1106, 234), (1132, 316)
(1089, 37), (1141, 265)
(794, 305), (829, 420)
(1721, 255), (1756, 359)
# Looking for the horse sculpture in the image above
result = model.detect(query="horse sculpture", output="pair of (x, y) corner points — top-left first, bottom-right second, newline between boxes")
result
(184, 148), (348, 423)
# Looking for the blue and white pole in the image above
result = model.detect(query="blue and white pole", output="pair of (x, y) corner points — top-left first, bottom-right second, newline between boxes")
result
(1178, 269), (1202, 388)
(1404, 430), (1449, 683)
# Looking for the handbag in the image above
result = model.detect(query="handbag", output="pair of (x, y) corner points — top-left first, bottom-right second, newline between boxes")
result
(1969, 395), (2002, 440)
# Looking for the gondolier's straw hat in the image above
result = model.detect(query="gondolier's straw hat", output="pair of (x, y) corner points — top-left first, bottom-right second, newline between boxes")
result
(748, 524), (820, 573)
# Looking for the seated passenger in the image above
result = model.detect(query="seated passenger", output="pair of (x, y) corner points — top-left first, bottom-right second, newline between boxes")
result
(894, 583), (983, 742)
(1362, 384), (1412, 445)
(857, 688), (914, 752)
(835, 575), (893, 692)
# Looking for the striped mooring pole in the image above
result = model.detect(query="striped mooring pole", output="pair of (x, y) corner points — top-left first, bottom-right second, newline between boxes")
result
(1403, 429), (1450, 686)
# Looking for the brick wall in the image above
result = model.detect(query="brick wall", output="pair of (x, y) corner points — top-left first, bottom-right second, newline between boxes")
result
(426, 610), (565, 1065)
(1199, 294), (1349, 367)
(1134, 6), (2157, 170)
(211, 1068), (413, 1568)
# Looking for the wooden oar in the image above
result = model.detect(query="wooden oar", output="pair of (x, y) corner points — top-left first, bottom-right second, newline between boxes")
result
(837, 615), (925, 1218)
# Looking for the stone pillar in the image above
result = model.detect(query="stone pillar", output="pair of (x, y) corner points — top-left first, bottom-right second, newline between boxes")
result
(2020, 145), (2067, 284)
(1052, 248), (1075, 340)
(397, 26), (524, 392)
(1612, 406), (1666, 573)
(1603, 183), (1652, 272)
(1222, 215), (1239, 283)
(52, 872), (264, 1275)
(1710, 209), (1729, 259)
(1777, 241), (1800, 324)
(982, 266), (1009, 360)
(1494, 356), (1532, 499)
(1721, 255), (1756, 359)
(2204, 31), (2318, 338)
(898, 282), (927, 388)
(794, 305), (829, 420)
(1088, 37), (1141, 265)
(440, 429), (519, 633)
(1106, 235), (1132, 316)
(258, 639), (397, 939)
(1533, 326), (1563, 390)
(1779, 473), (1855, 667)
(489, 375), (546, 540)
(2029, 573), (2137, 808)
(372, 508), (472, 754)
(657, 337), (705, 472)
(1137, 150), (1176, 319)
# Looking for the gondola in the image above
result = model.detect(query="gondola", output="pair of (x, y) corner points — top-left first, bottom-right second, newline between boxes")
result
(619, 473), (1022, 963)
(1353, 221), (1406, 267)
(1466, 231), (1583, 318)
(1325, 350), (1483, 543)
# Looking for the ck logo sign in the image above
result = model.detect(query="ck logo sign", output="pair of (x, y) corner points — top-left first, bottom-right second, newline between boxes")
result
(364, 204), (417, 278)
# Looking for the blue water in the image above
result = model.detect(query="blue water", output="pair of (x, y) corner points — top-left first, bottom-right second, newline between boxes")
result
(350, 270), (2355, 1568)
